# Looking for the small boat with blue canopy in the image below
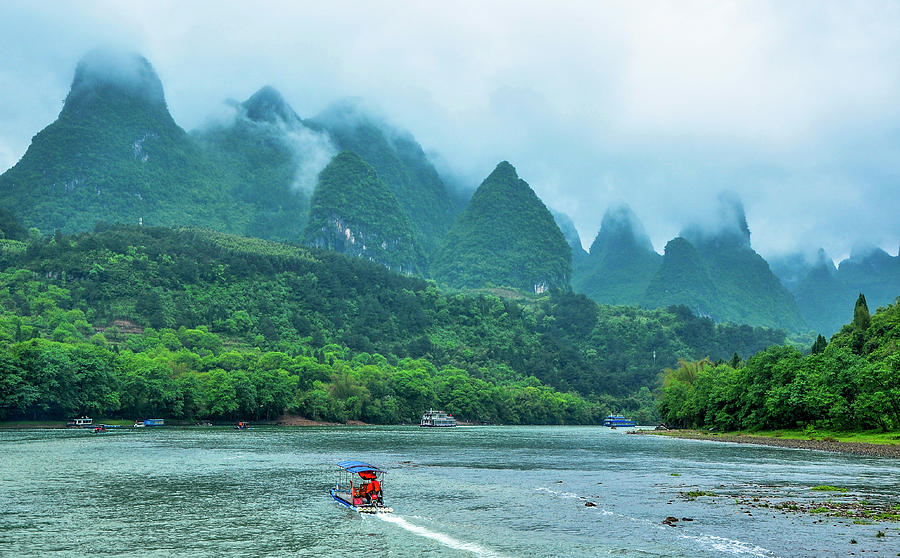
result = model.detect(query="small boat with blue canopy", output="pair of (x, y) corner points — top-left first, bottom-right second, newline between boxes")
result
(603, 414), (636, 427)
(330, 460), (393, 513)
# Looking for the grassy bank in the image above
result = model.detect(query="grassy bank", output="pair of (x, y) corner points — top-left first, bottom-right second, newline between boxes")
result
(652, 428), (900, 445)
(748, 429), (900, 445)
(651, 428), (900, 445)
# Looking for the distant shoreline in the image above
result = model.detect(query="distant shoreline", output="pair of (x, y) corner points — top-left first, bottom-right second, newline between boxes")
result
(638, 429), (900, 458)
(0, 415), (366, 429)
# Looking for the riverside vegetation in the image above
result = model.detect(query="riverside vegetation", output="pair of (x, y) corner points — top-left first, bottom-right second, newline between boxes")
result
(0, 223), (785, 425)
(659, 294), (900, 432)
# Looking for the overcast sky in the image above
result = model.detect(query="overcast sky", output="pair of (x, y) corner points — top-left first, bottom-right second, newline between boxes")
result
(2, 0), (899, 262)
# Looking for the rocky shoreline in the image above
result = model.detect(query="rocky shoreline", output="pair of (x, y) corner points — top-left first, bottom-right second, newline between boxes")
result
(638, 429), (900, 458)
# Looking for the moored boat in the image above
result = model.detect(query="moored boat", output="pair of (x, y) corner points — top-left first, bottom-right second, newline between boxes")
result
(330, 460), (393, 513)
(419, 409), (457, 427)
(66, 416), (93, 428)
(603, 414), (636, 427)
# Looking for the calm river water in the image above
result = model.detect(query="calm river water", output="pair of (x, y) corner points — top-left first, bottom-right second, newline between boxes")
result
(1, 426), (898, 557)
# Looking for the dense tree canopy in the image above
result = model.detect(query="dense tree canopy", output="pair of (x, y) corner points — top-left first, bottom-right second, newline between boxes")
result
(0, 224), (790, 425)
(659, 297), (900, 431)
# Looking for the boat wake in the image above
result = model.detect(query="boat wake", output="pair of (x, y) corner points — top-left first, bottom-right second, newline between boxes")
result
(375, 514), (505, 557)
(676, 533), (777, 557)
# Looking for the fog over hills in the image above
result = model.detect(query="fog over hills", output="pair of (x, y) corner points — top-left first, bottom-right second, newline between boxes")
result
(1, 2), (899, 263)
(1, 45), (897, 335)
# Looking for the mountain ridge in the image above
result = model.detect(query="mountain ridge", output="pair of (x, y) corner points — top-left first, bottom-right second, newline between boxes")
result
(431, 161), (571, 292)
(573, 204), (662, 305)
(573, 197), (807, 332)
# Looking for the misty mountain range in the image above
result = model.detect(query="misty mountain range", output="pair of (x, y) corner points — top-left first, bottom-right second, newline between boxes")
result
(1, 48), (897, 336)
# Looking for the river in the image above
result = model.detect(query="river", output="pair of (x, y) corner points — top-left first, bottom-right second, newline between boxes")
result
(1, 426), (898, 557)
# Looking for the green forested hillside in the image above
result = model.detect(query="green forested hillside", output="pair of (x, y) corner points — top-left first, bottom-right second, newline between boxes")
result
(573, 204), (661, 305)
(310, 101), (463, 258)
(0, 208), (27, 241)
(303, 152), (424, 273)
(575, 197), (807, 332)
(793, 259), (852, 336)
(192, 86), (325, 241)
(0, 224), (787, 424)
(0, 54), (455, 272)
(0, 49), (249, 235)
(552, 210), (588, 266)
(659, 294), (900, 431)
(431, 161), (572, 292)
(642, 234), (806, 332)
(837, 249), (900, 307)
(643, 237), (717, 313)
(685, 234), (806, 332)
(778, 247), (900, 336)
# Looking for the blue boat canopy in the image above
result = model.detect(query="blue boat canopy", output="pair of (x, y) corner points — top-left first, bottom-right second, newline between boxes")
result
(337, 460), (384, 474)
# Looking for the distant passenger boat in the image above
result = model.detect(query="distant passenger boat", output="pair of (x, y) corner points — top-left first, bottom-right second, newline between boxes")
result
(603, 415), (636, 427)
(142, 418), (165, 427)
(419, 409), (457, 427)
(66, 416), (93, 428)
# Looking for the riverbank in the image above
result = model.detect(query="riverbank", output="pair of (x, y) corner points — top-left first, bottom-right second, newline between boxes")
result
(638, 429), (900, 458)
(0, 416), (369, 429)
(273, 415), (368, 426)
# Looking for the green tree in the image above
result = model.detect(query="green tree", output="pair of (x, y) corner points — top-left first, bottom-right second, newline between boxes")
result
(810, 334), (827, 355)
(853, 293), (871, 331)
(0, 348), (36, 419)
(850, 293), (871, 354)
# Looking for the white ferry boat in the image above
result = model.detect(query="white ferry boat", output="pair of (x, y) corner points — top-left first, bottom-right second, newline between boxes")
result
(419, 409), (457, 427)
(66, 416), (93, 428)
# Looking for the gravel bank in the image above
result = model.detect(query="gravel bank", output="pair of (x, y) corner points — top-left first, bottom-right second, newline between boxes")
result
(638, 430), (900, 458)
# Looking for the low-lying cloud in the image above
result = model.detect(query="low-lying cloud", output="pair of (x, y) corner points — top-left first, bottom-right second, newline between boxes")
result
(1, 1), (898, 263)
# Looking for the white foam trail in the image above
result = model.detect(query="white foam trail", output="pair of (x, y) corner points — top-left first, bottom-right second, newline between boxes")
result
(376, 514), (505, 557)
(679, 533), (778, 557)
(535, 487), (580, 499)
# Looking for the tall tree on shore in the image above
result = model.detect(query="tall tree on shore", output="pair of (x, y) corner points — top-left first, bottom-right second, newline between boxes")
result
(851, 293), (872, 354)
(853, 293), (871, 331)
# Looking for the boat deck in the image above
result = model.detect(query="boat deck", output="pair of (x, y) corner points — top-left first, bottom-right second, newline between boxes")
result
(330, 489), (392, 513)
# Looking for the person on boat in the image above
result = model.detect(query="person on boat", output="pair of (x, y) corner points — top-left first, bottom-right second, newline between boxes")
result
(362, 479), (382, 504)
(370, 479), (382, 503)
